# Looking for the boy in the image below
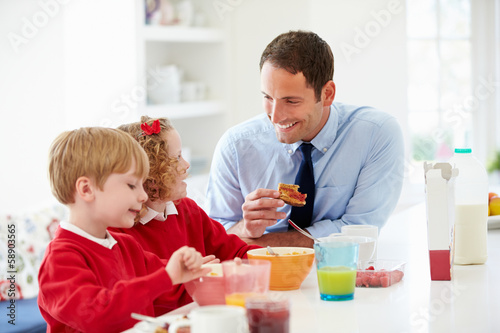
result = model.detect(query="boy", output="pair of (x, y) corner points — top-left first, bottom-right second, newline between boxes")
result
(38, 127), (208, 332)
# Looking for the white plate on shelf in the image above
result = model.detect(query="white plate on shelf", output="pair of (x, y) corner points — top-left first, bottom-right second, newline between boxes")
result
(488, 215), (500, 230)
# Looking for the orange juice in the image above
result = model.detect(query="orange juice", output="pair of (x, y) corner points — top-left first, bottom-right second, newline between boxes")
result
(317, 266), (356, 300)
(225, 293), (256, 307)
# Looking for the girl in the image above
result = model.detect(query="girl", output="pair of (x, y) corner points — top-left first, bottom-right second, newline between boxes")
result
(111, 116), (260, 315)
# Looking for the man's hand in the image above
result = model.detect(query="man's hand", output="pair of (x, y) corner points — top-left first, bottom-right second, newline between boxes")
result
(241, 230), (315, 248)
(166, 246), (211, 285)
(228, 188), (286, 238)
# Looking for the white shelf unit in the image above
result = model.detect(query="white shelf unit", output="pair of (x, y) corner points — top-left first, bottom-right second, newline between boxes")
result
(141, 100), (226, 120)
(137, 1), (230, 174)
(143, 25), (225, 43)
(139, 26), (228, 119)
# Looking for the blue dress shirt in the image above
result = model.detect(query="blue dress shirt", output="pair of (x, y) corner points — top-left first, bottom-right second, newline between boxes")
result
(206, 102), (404, 239)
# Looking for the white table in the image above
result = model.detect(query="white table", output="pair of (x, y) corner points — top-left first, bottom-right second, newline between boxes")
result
(129, 202), (500, 333)
(284, 202), (500, 333)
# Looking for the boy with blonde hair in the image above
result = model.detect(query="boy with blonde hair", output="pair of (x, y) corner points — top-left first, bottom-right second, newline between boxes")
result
(38, 127), (208, 332)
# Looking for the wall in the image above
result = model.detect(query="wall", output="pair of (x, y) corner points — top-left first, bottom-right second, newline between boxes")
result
(62, 0), (139, 129)
(0, 0), (139, 212)
(0, 0), (65, 212)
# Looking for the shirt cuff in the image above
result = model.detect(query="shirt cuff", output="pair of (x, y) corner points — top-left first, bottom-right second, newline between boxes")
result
(219, 219), (237, 231)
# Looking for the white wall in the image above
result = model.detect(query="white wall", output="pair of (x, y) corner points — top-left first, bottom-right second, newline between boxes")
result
(0, 0), (65, 212)
(0, 0), (139, 213)
(62, 0), (139, 129)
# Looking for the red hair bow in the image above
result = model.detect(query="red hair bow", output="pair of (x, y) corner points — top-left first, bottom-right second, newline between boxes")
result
(141, 119), (161, 136)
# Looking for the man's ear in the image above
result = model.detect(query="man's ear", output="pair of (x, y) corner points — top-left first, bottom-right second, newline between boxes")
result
(75, 176), (95, 202)
(322, 81), (336, 106)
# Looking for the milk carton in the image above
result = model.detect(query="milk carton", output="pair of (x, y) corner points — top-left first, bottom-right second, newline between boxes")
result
(424, 162), (458, 280)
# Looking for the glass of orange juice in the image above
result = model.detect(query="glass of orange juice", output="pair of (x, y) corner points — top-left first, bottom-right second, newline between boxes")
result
(222, 259), (271, 307)
(314, 241), (359, 301)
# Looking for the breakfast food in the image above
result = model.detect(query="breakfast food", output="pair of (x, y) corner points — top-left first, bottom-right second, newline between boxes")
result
(155, 325), (190, 333)
(265, 250), (308, 256)
(489, 192), (500, 216)
(154, 325), (168, 333)
(247, 247), (315, 291)
(184, 263), (225, 306)
(278, 183), (306, 207)
(154, 316), (189, 333)
(356, 266), (404, 288)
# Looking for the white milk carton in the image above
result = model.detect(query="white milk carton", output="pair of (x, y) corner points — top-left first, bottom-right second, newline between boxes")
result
(424, 162), (458, 280)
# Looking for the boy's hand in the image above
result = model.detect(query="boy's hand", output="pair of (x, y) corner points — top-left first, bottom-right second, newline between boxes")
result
(166, 246), (211, 285)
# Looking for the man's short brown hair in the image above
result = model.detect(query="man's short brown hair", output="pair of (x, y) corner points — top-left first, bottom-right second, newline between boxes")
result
(259, 30), (334, 101)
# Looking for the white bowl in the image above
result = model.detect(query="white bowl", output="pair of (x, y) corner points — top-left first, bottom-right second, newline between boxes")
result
(317, 235), (376, 261)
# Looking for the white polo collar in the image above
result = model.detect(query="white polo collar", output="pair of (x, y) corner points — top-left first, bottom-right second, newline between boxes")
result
(60, 221), (118, 249)
(139, 201), (178, 225)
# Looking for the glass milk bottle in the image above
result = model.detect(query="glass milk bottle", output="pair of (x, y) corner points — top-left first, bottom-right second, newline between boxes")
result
(448, 148), (488, 264)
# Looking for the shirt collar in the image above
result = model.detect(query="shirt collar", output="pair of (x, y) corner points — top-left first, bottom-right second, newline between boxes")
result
(139, 202), (178, 225)
(59, 221), (117, 249)
(284, 104), (339, 155)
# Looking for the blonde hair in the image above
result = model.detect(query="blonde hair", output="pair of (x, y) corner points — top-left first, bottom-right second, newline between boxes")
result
(118, 116), (180, 202)
(48, 127), (149, 204)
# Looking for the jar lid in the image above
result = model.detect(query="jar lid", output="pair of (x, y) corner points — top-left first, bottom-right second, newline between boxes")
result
(454, 148), (472, 154)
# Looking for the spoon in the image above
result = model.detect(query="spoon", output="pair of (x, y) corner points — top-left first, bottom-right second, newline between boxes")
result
(288, 219), (322, 243)
(131, 313), (166, 324)
(267, 246), (279, 256)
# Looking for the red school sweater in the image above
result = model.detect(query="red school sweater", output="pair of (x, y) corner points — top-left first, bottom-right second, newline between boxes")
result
(110, 197), (261, 315)
(37, 227), (173, 333)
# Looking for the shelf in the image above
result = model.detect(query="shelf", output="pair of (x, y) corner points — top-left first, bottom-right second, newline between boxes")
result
(143, 25), (225, 43)
(141, 100), (226, 119)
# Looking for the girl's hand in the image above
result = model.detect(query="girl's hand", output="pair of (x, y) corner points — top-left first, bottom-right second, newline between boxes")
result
(166, 246), (211, 285)
(202, 255), (220, 265)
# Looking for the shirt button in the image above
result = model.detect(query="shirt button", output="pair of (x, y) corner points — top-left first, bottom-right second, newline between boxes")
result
(323, 148), (328, 152)
(288, 149), (293, 154)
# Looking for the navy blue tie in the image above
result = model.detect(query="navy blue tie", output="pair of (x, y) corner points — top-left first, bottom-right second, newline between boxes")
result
(289, 143), (315, 230)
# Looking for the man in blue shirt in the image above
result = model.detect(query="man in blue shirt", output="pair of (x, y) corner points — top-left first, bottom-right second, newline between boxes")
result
(206, 30), (404, 247)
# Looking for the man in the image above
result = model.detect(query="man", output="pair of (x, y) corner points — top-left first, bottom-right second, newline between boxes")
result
(206, 30), (404, 247)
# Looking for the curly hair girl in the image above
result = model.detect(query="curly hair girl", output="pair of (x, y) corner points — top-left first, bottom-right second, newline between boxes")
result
(110, 116), (258, 317)
(119, 116), (185, 202)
